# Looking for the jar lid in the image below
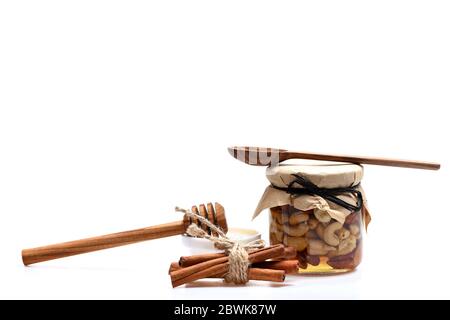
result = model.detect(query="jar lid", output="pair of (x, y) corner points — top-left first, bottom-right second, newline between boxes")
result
(266, 159), (363, 189)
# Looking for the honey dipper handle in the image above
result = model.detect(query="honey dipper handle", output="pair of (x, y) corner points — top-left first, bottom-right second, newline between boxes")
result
(22, 221), (186, 266)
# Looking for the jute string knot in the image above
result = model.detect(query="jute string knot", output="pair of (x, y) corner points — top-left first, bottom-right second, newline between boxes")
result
(175, 207), (265, 284)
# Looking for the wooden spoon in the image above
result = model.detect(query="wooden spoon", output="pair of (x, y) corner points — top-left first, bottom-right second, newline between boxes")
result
(228, 146), (440, 170)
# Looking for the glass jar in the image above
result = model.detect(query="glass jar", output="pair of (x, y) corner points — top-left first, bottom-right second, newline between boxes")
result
(269, 205), (363, 273)
(253, 159), (370, 275)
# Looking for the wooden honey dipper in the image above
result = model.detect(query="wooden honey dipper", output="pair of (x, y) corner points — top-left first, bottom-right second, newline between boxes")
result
(22, 202), (227, 266)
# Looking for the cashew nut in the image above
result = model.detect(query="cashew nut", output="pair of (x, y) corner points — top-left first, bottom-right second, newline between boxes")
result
(285, 223), (309, 237)
(315, 223), (326, 240)
(289, 212), (309, 225)
(270, 220), (285, 241)
(270, 229), (284, 243)
(336, 228), (350, 241)
(283, 236), (308, 251)
(329, 235), (357, 257)
(271, 220), (284, 232)
(338, 235), (357, 255)
(307, 239), (336, 256)
(313, 208), (331, 223)
(349, 224), (360, 237)
(323, 222), (343, 246)
(307, 218), (319, 230)
(271, 208), (284, 225)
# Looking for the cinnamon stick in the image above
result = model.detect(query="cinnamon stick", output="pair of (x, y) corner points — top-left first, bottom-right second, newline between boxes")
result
(247, 268), (285, 282)
(210, 268), (286, 282)
(280, 247), (297, 260)
(248, 244), (285, 264)
(172, 262), (229, 288)
(169, 263), (285, 282)
(178, 245), (295, 267)
(170, 256), (228, 282)
(179, 252), (225, 267)
(172, 245), (282, 282)
(216, 267), (285, 282)
(252, 260), (299, 274)
(171, 259), (298, 275)
(169, 261), (180, 274)
(171, 245), (285, 288)
(172, 265), (285, 287)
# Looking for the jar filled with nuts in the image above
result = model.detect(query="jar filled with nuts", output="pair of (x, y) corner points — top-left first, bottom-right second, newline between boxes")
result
(254, 160), (371, 274)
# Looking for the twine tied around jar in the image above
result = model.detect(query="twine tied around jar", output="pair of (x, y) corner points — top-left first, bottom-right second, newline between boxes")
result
(175, 207), (265, 284)
(272, 174), (363, 212)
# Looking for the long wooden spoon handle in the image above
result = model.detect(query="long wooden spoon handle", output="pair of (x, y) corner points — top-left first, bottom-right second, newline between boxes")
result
(22, 221), (185, 266)
(281, 151), (440, 170)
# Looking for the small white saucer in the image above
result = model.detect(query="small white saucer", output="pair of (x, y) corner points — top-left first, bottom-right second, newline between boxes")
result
(181, 227), (261, 255)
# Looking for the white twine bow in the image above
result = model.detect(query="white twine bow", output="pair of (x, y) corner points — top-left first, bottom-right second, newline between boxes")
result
(175, 206), (265, 284)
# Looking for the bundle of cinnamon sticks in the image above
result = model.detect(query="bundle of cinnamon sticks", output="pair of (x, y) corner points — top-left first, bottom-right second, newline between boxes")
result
(168, 244), (299, 287)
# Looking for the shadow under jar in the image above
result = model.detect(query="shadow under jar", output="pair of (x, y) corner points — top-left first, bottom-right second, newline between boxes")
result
(270, 205), (363, 273)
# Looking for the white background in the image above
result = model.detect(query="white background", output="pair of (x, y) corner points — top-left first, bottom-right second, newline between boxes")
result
(1, 1), (449, 299)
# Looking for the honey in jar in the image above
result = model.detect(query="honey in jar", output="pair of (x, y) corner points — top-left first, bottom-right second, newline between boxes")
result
(254, 159), (371, 274)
